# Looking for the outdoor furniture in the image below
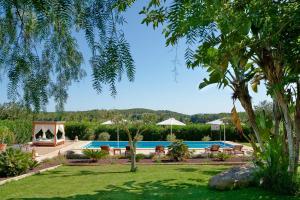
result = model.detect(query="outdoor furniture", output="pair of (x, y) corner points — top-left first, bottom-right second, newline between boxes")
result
(155, 145), (165, 155)
(125, 146), (131, 157)
(113, 148), (122, 155)
(100, 145), (111, 154)
(32, 121), (65, 146)
(205, 144), (221, 154)
(233, 145), (244, 155)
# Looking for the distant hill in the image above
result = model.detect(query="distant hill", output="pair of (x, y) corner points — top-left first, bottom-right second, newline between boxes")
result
(0, 103), (247, 124)
(35, 108), (247, 124)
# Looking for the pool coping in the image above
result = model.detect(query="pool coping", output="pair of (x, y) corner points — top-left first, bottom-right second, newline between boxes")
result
(80, 140), (240, 150)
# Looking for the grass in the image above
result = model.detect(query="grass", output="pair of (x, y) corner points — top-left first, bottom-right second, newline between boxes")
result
(0, 165), (298, 200)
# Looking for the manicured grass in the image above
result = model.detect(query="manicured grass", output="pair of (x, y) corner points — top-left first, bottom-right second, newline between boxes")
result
(0, 165), (297, 200)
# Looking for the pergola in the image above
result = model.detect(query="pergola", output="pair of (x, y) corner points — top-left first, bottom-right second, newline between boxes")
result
(32, 121), (65, 146)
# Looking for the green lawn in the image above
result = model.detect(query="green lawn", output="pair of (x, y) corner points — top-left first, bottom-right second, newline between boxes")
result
(0, 165), (298, 200)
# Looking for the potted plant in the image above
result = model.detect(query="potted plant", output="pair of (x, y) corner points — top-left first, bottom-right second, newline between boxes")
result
(0, 126), (15, 151)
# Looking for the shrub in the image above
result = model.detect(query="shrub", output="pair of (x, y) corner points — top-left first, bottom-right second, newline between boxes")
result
(98, 132), (110, 141)
(28, 159), (40, 170)
(256, 137), (299, 195)
(135, 153), (145, 162)
(0, 126), (15, 144)
(201, 135), (211, 141)
(82, 149), (108, 162)
(65, 122), (94, 140)
(65, 150), (89, 159)
(166, 134), (176, 141)
(167, 140), (191, 161)
(213, 152), (230, 161)
(0, 148), (34, 177)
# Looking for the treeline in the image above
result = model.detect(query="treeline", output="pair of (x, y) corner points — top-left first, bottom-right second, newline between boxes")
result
(0, 103), (248, 124)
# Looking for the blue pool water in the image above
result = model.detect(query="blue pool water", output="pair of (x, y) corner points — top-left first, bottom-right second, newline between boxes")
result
(83, 141), (233, 149)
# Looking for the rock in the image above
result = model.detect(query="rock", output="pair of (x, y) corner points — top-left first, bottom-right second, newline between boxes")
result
(208, 165), (256, 190)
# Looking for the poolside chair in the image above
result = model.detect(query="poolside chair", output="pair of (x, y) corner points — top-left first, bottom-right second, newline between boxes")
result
(232, 145), (244, 155)
(100, 145), (111, 154)
(155, 145), (165, 155)
(204, 144), (221, 155)
(125, 146), (131, 157)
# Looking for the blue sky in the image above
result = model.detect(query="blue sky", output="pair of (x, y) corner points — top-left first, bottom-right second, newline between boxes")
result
(0, 2), (269, 115)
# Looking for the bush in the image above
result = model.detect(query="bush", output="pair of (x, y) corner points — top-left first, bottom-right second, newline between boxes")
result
(65, 151), (88, 159)
(166, 134), (176, 141)
(98, 132), (110, 141)
(256, 137), (299, 195)
(65, 122), (95, 140)
(135, 153), (145, 162)
(167, 140), (191, 161)
(0, 126), (15, 144)
(82, 149), (108, 162)
(0, 148), (35, 177)
(201, 135), (211, 141)
(213, 152), (230, 161)
(0, 120), (31, 144)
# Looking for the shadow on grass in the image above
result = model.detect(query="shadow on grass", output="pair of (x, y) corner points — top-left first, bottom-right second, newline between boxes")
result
(36, 169), (130, 178)
(8, 178), (293, 200)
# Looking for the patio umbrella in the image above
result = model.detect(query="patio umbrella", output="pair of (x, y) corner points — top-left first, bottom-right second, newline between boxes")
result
(157, 118), (186, 136)
(206, 119), (226, 141)
(101, 120), (119, 148)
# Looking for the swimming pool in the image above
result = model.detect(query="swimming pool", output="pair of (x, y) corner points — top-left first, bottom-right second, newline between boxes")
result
(83, 141), (233, 149)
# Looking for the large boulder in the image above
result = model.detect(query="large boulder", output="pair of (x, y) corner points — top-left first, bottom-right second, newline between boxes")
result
(208, 165), (257, 190)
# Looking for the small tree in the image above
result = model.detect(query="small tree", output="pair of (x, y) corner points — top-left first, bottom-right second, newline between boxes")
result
(98, 132), (110, 141)
(121, 114), (155, 172)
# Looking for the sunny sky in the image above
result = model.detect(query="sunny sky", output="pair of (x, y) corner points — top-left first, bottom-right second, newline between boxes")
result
(0, 2), (270, 115)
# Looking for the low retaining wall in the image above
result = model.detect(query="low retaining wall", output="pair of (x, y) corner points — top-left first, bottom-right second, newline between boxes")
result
(0, 165), (61, 186)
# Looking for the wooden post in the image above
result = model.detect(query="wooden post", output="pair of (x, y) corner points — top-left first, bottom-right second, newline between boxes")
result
(54, 123), (57, 146)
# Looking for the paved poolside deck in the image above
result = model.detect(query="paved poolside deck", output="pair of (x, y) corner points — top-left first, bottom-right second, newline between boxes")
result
(32, 140), (253, 162)
(33, 140), (90, 162)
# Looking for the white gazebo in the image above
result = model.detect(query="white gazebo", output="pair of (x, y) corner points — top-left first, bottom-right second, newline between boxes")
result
(206, 119), (226, 141)
(32, 121), (65, 146)
(157, 118), (186, 135)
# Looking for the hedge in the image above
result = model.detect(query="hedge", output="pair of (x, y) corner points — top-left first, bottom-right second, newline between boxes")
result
(0, 120), (252, 144)
(90, 124), (251, 142)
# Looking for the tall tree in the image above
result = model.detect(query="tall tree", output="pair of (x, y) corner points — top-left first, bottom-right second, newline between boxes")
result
(118, 0), (300, 193)
(0, 0), (135, 111)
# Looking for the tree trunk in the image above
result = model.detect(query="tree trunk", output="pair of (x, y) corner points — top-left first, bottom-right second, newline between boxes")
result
(237, 85), (264, 151)
(294, 81), (300, 174)
(275, 91), (295, 173)
(273, 98), (281, 136)
(130, 141), (137, 172)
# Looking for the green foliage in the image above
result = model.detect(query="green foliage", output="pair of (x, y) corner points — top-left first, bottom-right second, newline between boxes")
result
(82, 149), (108, 162)
(167, 140), (191, 161)
(135, 154), (145, 162)
(65, 151), (89, 160)
(166, 134), (176, 141)
(256, 136), (299, 195)
(65, 122), (96, 140)
(0, 126), (15, 144)
(213, 152), (230, 161)
(0, 120), (32, 144)
(0, 1), (135, 111)
(0, 148), (35, 177)
(202, 135), (211, 141)
(98, 132), (111, 141)
(70, 123), (251, 142)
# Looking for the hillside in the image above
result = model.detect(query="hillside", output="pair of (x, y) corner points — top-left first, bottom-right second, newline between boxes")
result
(0, 103), (247, 124)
